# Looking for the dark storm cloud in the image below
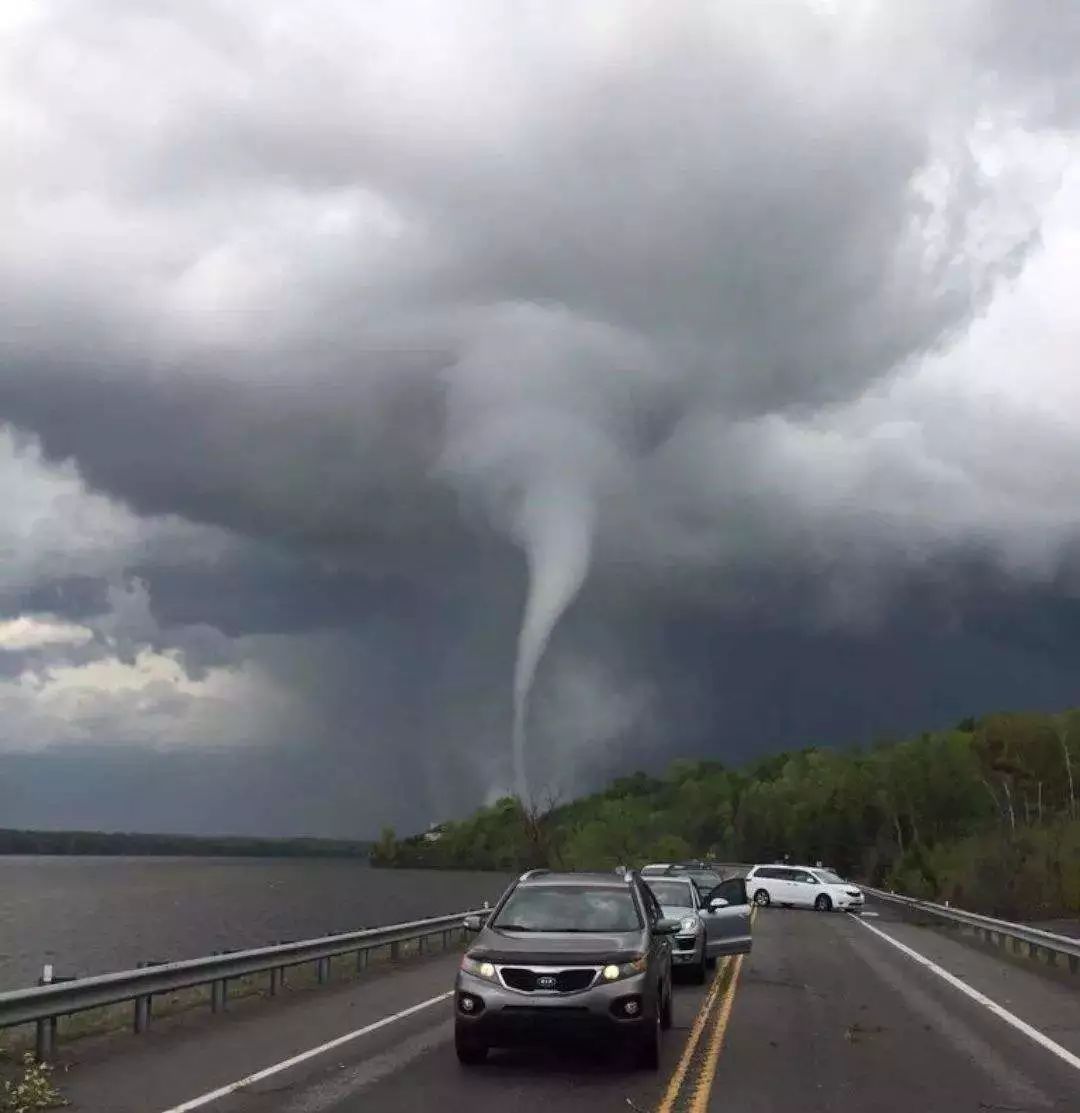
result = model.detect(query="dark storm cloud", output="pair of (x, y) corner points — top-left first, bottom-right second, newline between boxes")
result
(2, 1), (1080, 831)
(3, 0), (1061, 565)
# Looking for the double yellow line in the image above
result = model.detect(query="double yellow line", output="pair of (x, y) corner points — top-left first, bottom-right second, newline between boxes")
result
(656, 909), (753, 1113)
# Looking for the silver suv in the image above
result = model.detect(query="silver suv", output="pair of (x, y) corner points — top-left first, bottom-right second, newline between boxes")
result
(454, 870), (677, 1068)
(642, 874), (752, 984)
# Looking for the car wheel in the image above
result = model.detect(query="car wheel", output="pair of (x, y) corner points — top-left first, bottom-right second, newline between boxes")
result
(455, 1026), (488, 1065)
(814, 894), (833, 913)
(705, 955), (717, 970)
(660, 980), (673, 1030)
(635, 1003), (661, 1070)
(753, 888), (771, 907)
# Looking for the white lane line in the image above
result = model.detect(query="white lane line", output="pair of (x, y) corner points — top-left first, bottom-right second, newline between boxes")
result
(852, 915), (1080, 1074)
(158, 991), (453, 1112)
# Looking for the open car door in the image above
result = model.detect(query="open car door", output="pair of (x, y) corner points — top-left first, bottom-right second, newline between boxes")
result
(700, 876), (753, 957)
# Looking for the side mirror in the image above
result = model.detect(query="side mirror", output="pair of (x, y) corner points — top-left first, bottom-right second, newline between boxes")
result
(462, 913), (488, 933)
(708, 897), (729, 911)
(654, 917), (680, 935)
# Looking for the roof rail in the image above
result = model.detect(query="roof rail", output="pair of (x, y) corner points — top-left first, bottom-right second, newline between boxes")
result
(518, 868), (551, 882)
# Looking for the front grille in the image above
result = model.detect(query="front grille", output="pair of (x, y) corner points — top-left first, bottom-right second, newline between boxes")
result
(502, 1005), (590, 1015)
(499, 967), (597, 993)
(846, 890), (863, 898)
(674, 937), (697, 952)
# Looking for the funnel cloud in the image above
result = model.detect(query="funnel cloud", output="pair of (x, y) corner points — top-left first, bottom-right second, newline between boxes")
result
(511, 478), (596, 802)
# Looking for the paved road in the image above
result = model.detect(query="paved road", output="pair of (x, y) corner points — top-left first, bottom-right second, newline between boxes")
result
(58, 901), (1080, 1112)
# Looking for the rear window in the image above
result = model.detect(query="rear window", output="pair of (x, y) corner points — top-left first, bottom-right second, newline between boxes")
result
(493, 885), (643, 932)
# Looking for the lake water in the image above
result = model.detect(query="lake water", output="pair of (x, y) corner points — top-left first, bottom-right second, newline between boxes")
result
(0, 856), (513, 990)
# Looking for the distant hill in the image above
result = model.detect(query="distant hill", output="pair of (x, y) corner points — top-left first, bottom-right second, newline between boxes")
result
(0, 828), (372, 858)
(372, 708), (1080, 919)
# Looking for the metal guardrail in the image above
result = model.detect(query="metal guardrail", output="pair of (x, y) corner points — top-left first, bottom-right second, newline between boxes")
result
(0, 909), (480, 1059)
(864, 887), (1080, 973)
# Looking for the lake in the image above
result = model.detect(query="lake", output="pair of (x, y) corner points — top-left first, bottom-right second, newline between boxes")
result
(0, 856), (513, 991)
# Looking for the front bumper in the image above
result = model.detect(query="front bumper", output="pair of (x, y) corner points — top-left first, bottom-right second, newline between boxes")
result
(455, 968), (655, 1045)
(836, 893), (865, 911)
(671, 932), (704, 965)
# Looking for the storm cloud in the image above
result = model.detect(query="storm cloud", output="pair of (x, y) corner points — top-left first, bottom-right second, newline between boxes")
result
(2, 1), (1080, 833)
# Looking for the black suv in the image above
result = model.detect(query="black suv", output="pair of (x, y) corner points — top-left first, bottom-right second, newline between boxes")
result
(454, 869), (678, 1068)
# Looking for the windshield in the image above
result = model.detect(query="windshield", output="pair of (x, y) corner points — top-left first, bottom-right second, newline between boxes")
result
(682, 871), (721, 892)
(492, 885), (642, 932)
(815, 870), (847, 885)
(645, 880), (696, 907)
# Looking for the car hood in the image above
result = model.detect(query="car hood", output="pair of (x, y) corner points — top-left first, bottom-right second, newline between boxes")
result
(468, 927), (646, 965)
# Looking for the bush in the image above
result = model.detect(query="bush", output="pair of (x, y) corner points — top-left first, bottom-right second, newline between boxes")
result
(914, 820), (1080, 918)
(0, 1052), (65, 1112)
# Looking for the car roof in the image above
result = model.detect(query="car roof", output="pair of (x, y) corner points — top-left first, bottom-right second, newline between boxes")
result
(750, 863), (827, 871)
(517, 871), (633, 889)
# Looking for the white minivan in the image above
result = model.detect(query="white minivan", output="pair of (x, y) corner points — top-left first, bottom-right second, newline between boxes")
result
(744, 865), (864, 912)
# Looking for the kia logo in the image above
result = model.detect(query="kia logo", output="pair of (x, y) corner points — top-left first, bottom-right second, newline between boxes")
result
(537, 975), (557, 989)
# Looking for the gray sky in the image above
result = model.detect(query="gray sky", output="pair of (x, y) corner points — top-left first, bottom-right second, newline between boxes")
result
(2, 1), (1080, 837)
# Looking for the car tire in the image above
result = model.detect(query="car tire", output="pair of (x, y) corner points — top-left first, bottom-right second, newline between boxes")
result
(634, 1004), (661, 1070)
(753, 888), (771, 907)
(689, 955), (707, 984)
(454, 1027), (488, 1065)
(705, 955), (717, 970)
(814, 894), (833, 913)
(660, 980), (673, 1030)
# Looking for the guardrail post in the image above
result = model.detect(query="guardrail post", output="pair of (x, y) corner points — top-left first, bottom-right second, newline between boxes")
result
(134, 993), (151, 1033)
(390, 941), (401, 961)
(317, 957), (331, 984)
(270, 967), (283, 996)
(356, 949), (368, 973)
(211, 979), (227, 1012)
(134, 961), (151, 1032)
(35, 1016), (56, 1062)
(442, 929), (450, 951)
(34, 965), (57, 1062)
(133, 960), (165, 1032)
(1070, 955), (1078, 975)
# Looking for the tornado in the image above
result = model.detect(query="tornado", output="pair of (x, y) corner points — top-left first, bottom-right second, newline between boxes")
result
(510, 477), (595, 804)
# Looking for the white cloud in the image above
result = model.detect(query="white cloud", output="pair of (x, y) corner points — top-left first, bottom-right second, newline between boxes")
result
(0, 645), (295, 751)
(0, 616), (93, 652)
(0, 427), (235, 597)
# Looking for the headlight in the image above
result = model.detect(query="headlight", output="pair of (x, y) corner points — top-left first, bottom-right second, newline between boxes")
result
(460, 955), (498, 982)
(680, 916), (700, 934)
(601, 956), (648, 982)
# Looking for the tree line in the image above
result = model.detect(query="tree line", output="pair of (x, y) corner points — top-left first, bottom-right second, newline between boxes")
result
(0, 828), (373, 858)
(372, 709), (1080, 918)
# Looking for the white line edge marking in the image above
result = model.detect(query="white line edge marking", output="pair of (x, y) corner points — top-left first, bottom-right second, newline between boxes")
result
(853, 915), (1080, 1073)
(158, 991), (454, 1112)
